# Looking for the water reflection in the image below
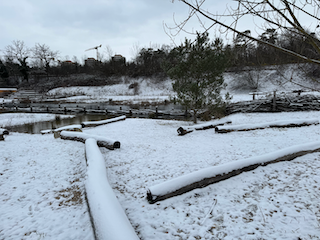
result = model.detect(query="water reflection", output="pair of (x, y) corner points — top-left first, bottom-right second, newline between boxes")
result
(6, 114), (114, 134)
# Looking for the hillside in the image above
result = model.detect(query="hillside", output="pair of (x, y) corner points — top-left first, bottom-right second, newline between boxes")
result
(44, 64), (320, 104)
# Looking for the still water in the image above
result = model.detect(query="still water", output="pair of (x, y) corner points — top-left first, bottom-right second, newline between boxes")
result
(6, 114), (114, 134)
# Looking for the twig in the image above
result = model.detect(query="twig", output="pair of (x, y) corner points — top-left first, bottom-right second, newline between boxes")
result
(201, 199), (217, 225)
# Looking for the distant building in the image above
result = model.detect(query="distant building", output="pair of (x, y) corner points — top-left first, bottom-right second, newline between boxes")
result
(112, 54), (126, 64)
(61, 60), (74, 67)
(0, 88), (17, 97)
(85, 58), (97, 67)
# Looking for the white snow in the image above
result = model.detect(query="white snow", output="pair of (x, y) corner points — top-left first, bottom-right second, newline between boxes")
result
(148, 140), (320, 198)
(2, 110), (320, 239)
(85, 138), (139, 240)
(216, 118), (320, 131)
(81, 115), (126, 127)
(2, 65), (320, 239)
(54, 124), (82, 132)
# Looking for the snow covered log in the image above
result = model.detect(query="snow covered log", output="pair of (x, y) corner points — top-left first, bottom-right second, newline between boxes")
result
(81, 115), (126, 128)
(0, 128), (9, 135)
(53, 124), (82, 138)
(0, 128), (9, 141)
(215, 119), (319, 133)
(85, 138), (139, 240)
(147, 140), (320, 204)
(60, 131), (120, 150)
(177, 118), (232, 136)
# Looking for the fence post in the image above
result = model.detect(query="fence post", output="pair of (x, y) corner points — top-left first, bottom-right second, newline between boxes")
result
(273, 91), (276, 111)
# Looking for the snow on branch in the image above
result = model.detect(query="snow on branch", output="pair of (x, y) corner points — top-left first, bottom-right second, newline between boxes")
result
(147, 140), (320, 203)
(177, 118), (232, 135)
(215, 119), (319, 133)
(81, 115), (126, 128)
(85, 138), (139, 240)
(60, 131), (120, 150)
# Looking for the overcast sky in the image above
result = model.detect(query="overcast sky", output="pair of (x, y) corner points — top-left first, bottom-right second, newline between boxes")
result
(0, 0), (199, 62)
(1, 1), (318, 63)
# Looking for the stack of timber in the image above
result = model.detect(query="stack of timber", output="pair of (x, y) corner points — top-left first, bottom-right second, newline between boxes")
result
(227, 93), (320, 114)
(215, 119), (319, 133)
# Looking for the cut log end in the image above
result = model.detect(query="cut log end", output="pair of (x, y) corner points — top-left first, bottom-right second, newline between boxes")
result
(177, 127), (191, 136)
(113, 141), (121, 149)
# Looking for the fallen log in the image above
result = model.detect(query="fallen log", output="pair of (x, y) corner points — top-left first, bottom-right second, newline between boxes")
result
(0, 128), (9, 135)
(81, 115), (126, 128)
(177, 118), (232, 136)
(147, 141), (320, 204)
(53, 124), (82, 138)
(215, 119), (319, 133)
(85, 138), (139, 240)
(60, 131), (120, 150)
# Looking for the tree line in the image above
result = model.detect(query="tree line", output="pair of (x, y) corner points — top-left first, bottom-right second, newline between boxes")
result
(0, 27), (319, 90)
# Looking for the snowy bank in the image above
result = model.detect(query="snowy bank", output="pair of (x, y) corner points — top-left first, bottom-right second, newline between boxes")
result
(147, 140), (320, 203)
(85, 138), (139, 240)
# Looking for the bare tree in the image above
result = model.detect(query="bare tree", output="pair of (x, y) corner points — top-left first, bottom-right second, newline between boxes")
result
(104, 45), (114, 61)
(32, 43), (59, 71)
(5, 40), (30, 63)
(4, 40), (31, 82)
(172, 0), (320, 65)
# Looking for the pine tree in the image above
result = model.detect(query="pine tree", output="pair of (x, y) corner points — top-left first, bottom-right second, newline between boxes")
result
(164, 32), (230, 123)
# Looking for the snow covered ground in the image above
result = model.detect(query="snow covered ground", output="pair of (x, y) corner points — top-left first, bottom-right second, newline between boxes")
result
(2, 111), (320, 239)
(2, 64), (320, 239)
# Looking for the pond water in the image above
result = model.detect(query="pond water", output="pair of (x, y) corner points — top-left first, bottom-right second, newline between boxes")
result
(6, 114), (115, 134)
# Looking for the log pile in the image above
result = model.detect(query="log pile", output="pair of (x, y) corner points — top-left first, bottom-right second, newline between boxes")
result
(215, 119), (319, 133)
(147, 141), (320, 204)
(227, 93), (320, 114)
(60, 131), (120, 150)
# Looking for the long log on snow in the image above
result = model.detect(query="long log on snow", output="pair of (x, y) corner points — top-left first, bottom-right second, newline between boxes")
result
(215, 119), (319, 133)
(85, 138), (139, 240)
(177, 118), (232, 136)
(147, 141), (320, 203)
(60, 131), (120, 150)
(81, 115), (126, 128)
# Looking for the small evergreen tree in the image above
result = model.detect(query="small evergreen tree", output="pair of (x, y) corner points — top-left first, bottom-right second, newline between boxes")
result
(164, 32), (230, 123)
